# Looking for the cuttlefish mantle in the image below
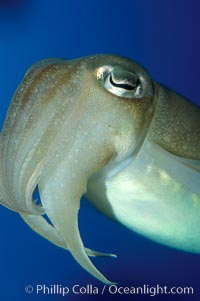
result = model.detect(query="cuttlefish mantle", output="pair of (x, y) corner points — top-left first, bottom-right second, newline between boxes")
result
(0, 54), (199, 283)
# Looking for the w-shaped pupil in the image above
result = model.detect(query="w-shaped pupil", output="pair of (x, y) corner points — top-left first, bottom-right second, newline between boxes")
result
(110, 75), (136, 91)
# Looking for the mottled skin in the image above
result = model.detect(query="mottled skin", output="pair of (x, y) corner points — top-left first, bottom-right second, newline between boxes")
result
(0, 55), (199, 283)
(150, 84), (200, 160)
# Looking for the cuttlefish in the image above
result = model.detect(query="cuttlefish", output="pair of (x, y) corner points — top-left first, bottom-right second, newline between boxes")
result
(0, 55), (199, 283)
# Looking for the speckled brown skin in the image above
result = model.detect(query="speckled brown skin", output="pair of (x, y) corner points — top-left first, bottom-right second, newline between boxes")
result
(149, 83), (200, 160)
(0, 55), (199, 283)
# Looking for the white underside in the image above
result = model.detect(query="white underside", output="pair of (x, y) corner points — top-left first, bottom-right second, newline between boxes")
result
(87, 139), (200, 253)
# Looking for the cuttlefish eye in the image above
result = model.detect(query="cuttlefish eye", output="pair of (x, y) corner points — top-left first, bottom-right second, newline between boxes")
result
(97, 65), (142, 98)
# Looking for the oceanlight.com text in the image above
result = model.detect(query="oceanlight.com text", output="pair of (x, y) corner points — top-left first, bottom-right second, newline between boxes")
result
(25, 283), (194, 297)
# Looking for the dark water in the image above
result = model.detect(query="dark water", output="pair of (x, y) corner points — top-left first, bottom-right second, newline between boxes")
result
(0, 1), (200, 300)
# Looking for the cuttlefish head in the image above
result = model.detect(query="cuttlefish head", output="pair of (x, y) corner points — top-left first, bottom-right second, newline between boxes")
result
(0, 55), (155, 283)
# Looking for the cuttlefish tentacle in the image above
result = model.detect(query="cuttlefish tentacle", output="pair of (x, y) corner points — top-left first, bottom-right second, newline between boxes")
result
(20, 213), (116, 258)
(38, 155), (114, 284)
(0, 54), (199, 283)
(0, 60), (64, 213)
(0, 58), (83, 215)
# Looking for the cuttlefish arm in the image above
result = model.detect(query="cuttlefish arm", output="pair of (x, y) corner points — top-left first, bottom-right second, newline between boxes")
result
(0, 54), (199, 283)
(20, 213), (116, 258)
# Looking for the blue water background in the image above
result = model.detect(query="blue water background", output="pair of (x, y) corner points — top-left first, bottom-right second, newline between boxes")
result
(0, 1), (200, 300)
